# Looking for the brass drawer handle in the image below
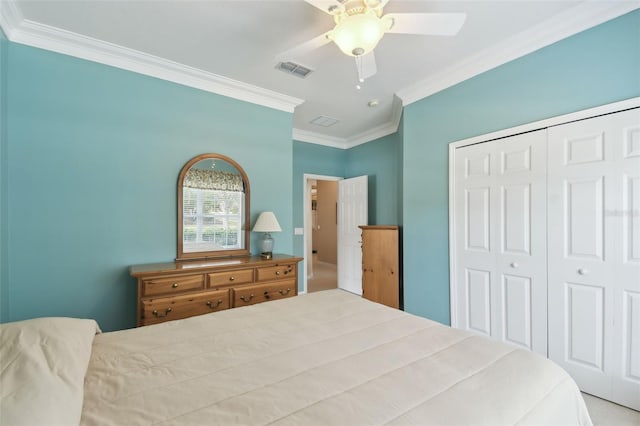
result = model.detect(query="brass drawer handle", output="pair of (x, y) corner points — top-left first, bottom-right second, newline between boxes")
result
(172, 283), (179, 288)
(264, 291), (270, 300)
(278, 288), (291, 296)
(276, 271), (280, 276)
(229, 276), (235, 281)
(240, 294), (254, 303)
(152, 307), (173, 318)
(206, 299), (223, 309)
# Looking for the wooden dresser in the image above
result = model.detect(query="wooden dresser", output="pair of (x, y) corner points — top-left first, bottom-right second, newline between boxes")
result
(359, 226), (401, 309)
(130, 254), (302, 326)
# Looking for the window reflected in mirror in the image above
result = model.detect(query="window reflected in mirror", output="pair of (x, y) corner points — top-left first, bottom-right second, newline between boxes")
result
(177, 154), (250, 260)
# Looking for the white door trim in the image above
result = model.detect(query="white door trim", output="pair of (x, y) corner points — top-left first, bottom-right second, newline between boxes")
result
(449, 96), (640, 326)
(302, 174), (342, 294)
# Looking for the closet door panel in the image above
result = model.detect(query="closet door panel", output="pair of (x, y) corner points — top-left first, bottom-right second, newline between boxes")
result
(565, 282), (605, 370)
(465, 187), (491, 252)
(455, 143), (497, 337)
(466, 268), (492, 335)
(454, 130), (547, 355)
(612, 118), (640, 409)
(548, 107), (640, 410)
(494, 131), (547, 355)
(501, 183), (531, 255)
(565, 177), (605, 260)
(502, 274), (532, 349)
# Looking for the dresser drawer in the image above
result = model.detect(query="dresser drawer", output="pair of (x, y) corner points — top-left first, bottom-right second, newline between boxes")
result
(232, 280), (296, 307)
(141, 289), (230, 325)
(143, 274), (205, 297)
(256, 263), (296, 282)
(208, 268), (254, 289)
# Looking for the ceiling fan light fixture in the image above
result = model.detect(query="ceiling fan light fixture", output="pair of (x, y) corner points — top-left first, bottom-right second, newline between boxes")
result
(330, 11), (385, 57)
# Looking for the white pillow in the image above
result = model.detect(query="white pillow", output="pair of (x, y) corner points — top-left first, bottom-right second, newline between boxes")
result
(0, 317), (100, 426)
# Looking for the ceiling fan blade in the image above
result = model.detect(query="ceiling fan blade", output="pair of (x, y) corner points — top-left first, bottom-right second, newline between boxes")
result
(303, 0), (345, 15)
(365, 0), (390, 9)
(276, 31), (332, 61)
(384, 13), (467, 36)
(355, 51), (377, 81)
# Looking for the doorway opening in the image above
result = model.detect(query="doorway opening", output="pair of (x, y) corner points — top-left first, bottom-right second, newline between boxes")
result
(303, 174), (341, 293)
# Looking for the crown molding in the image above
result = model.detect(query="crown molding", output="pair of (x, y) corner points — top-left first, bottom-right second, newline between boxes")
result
(342, 96), (403, 149)
(292, 128), (347, 149)
(3, 0), (635, 146)
(0, 1), (304, 113)
(397, 1), (640, 106)
(293, 96), (403, 149)
(0, 0), (23, 39)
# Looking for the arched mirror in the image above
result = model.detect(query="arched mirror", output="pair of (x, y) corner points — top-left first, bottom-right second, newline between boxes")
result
(177, 154), (250, 260)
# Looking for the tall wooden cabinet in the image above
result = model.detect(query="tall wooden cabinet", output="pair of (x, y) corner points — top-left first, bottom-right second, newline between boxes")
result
(359, 226), (401, 309)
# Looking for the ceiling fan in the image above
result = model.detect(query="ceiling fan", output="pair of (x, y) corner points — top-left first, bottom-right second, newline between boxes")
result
(276, 0), (467, 83)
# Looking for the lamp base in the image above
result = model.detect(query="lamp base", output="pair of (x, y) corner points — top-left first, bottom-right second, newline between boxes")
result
(259, 233), (275, 260)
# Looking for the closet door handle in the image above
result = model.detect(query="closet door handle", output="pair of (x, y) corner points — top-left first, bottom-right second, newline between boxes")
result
(510, 262), (519, 268)
(577, 268), (589, 275)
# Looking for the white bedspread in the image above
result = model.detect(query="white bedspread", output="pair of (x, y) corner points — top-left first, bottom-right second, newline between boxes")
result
(81, 290), (592, 425)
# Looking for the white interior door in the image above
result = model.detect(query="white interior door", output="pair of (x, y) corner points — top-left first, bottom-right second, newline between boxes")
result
(453, 130), (547, 355)
(548, 108), (640, 410)
(337, 175), (368, 295)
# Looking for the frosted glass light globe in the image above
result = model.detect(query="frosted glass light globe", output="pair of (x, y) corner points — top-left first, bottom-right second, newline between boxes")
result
(331, 12), (385, 57)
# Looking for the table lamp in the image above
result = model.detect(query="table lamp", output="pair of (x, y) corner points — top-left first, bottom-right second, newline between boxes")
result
(252, 211), (282, 259)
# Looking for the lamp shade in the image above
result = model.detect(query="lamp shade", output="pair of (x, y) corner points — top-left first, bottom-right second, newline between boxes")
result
(252, 212), (282, 233)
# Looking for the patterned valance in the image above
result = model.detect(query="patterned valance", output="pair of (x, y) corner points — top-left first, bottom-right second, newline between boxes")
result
(184, 169), (244, 192)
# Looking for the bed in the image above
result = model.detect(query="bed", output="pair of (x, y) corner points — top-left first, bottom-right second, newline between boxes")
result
(1, 289), (592, 425)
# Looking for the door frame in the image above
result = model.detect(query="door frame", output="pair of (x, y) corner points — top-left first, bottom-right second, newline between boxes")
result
(448, 97), (640, 327)
(302, 173), (342, 294)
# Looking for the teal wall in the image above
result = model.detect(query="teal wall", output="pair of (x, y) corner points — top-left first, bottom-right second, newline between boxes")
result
(3, 10), (637, 330)
(5, 43), (294, 331)
(345, 131), (402, 225)
(292, 141), (346, 290)
(402, 10), (640, 324)
(0, 30), (8, 323)
(291, 134), (402, 292)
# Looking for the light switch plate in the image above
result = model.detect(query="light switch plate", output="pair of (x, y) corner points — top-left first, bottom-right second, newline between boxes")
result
(294, 228), (304, 235)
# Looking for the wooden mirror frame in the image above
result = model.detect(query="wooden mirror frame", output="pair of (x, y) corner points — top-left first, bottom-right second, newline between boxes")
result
(177, 153), (251, 261)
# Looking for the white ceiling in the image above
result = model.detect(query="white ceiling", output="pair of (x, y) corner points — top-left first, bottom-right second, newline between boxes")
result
(2, 1), (638, 148)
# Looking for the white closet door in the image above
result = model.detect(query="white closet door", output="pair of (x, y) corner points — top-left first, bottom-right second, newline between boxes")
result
(548, 108), (640, 410)
(454, 130), (547, 355)
(454, 142), (494, 338)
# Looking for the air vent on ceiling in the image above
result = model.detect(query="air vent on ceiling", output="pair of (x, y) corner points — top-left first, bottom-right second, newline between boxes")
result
(310, 116), (339, 127)
(276, 61), (313, 78)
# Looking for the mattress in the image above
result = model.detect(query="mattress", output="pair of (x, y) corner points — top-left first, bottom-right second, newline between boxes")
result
(79, 290), (591, 425)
